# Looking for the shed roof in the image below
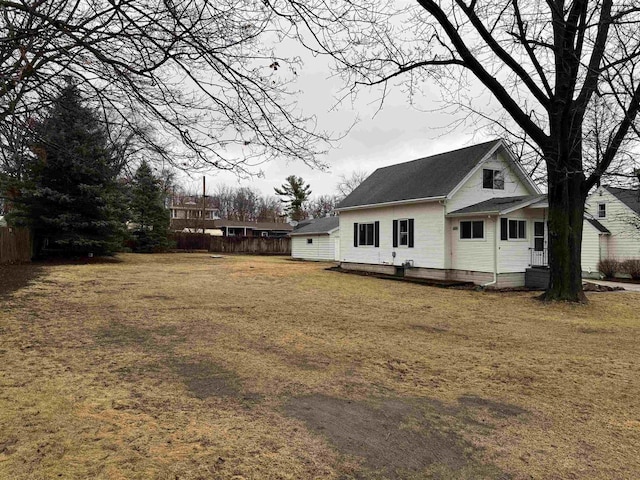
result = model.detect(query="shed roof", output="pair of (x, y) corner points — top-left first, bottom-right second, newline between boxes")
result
(447, 195), (546, 216)
(337, 140), (506, 209)
(289, 216), (339, 236)
(585, 217), (611, 234)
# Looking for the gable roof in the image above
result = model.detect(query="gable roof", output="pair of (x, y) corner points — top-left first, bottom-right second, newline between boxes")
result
(289, 216), (339, 236)
(606, 187), (640, 215)
(336, 139), (538, 210)
(447, 195), (546, 217)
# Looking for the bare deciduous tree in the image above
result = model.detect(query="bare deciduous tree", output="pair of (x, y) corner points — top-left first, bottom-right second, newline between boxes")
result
(1, 0), (329, 175)
(336, 170), (368, 199)
(273, 0), (640, 302)
(307, 194), (338, 218)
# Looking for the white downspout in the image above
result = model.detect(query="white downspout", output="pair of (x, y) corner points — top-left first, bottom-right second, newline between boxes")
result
(482, 216), (499, 287)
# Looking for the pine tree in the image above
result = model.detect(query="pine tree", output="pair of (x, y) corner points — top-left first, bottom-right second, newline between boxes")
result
(9, 85), (127, 257)
(274, 175), (311, 222)
(129, 161), (170, 252)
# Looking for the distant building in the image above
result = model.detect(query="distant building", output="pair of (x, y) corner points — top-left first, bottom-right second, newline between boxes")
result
(169, 195), (220, 224)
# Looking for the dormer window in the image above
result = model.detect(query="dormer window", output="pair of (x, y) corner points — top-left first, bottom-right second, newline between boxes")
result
(598, 203), (606, 218)
(483, 169), (504, 190)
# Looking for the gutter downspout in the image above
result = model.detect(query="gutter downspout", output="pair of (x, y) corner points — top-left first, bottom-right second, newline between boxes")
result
(482, 216), (499, 287)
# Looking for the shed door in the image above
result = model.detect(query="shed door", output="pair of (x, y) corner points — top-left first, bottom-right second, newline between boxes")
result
(334, 237), (340, 261)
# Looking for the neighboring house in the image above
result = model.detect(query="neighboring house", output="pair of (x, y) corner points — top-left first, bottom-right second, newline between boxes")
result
(290, 216), (340, 261)
(336, 139), (550, 288)
(582, 186), (640, 274)
(169, 196), (220, 231)
(213, 220), (293, 238)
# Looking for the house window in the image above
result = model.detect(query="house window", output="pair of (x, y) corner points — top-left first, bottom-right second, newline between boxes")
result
(399, 219), (408, 246)
(460, 220), (484, 239)
(393, 219), (414, 248)
(307, 238), (313, 244)
(598, 203), (606, 218)
(500, 218), (527, 240)
(482, 168), (505, 190)
(262, 231), (269, 238)
(354, 221), (379, 247)
(359, 223), (375, 246)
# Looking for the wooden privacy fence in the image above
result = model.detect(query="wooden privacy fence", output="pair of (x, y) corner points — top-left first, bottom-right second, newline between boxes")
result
(0, 227), (31, 263)
(209, 236), (291, 255)
(171, 232), (211, 251)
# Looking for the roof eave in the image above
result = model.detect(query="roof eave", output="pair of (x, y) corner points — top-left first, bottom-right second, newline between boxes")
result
(336, 196), (446, 212)
(290, 229), (337, 236)
(446, 210), (500, 217)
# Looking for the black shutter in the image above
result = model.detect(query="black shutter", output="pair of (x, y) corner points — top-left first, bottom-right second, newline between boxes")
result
(393, 220), (398, 248)
(408, 219), (414, 248)
(374, 221), (380, 247)
(500, 218), (508, 241)
(354, 223), (358, 247)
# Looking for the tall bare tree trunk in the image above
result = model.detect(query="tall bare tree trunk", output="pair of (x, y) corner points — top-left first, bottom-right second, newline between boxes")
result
(542, 148), (588, 302)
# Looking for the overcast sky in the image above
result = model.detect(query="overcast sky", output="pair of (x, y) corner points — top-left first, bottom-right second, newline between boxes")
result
(178, 47), (492, 199)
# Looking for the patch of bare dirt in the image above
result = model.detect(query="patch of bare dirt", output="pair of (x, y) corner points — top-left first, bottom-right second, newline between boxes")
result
(285, 395), (514, 479)
(170, 358), (242, 400)
(0, 264), (43, 298)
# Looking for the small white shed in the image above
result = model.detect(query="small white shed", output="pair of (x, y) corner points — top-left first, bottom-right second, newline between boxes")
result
(290, 216), (340, 261)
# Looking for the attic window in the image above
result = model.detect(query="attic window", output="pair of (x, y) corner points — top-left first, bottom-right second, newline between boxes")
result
(483, 169), (504, 190)
(598, 203), (606, 218)
(307, 238), (312, 244)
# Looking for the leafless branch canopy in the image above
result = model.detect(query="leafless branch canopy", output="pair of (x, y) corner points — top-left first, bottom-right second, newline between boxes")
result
(1, 0), (331, 175)
(270, 0), (640, 188)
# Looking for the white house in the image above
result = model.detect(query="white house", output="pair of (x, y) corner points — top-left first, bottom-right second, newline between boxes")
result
(290, 216), (340, 261)
(582, 186), (640, 274)
(335, 139), (550, 288)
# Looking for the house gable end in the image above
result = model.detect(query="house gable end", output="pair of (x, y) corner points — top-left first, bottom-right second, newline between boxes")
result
(445, 141), (540, 213)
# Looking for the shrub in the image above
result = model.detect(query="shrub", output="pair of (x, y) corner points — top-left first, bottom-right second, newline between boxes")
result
(622, 259), (640, 280)
(598, 258), (620, 278)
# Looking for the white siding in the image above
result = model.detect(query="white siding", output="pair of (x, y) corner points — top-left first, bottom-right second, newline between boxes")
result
(291, 231), (337, 261)
(581, 223), (603, 274)
(585, 188), (640, 260)
(446, 152), (534, 213)
(497, 209), (547, 273)
(339, 202), (446, 268)
(449, 216), (496, 273)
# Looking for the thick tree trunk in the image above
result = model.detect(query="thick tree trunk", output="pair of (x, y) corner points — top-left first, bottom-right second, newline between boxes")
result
(541, 159), (588, 303)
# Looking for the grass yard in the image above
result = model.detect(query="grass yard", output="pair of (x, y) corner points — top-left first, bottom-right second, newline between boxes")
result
(1, 254), (639, 479)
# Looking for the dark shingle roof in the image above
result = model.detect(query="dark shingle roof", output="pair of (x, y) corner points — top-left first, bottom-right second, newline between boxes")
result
(337, 140), (502, 209)
(607, 187), (640, 215)
(289, 216), (339, 236)
(585, 217), (611, 234)
(213, 219), (293, 231)
(447, 195), (546, 216)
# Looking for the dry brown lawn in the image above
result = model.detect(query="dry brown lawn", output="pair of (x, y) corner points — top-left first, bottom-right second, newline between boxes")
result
(1, 253), (638, 479)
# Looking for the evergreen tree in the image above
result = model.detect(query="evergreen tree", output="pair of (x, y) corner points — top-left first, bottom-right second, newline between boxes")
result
(129, 161), (170, 252)
(9, 85), (127, 257)
(274, 175), (311, 222)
